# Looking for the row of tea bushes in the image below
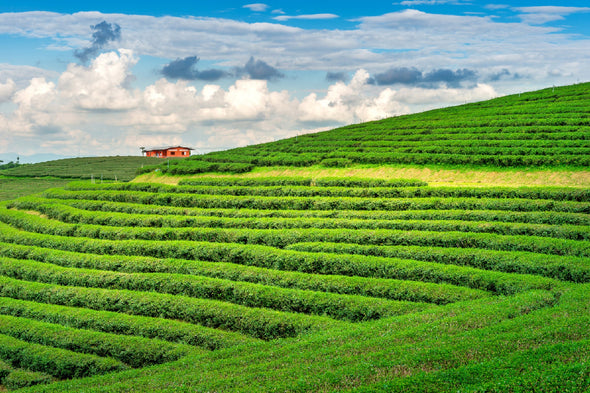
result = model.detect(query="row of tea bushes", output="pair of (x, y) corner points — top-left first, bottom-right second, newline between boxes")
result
(0, 276), (340, 340)
(0, 224), (559, 295)
(0, 296), (256, 350)
(65, 182), (590, 202)
(38, 197), (589, 226)
(0, 242), (488, 305)
(42, 189), (590, 213)
(11, 199), (589, 241)
(0, 257), (428, 322)
(2, 208), (587, 257)
(0, 314), (196, 368)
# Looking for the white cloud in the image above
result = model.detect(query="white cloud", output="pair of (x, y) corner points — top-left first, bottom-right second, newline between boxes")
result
(398, 0), (470, 5)
(243, 3), (269, 12)
(0, 64), (59, 89)
(0, 8), (589, 156)
(485, 4), (510, 10)
(298, 69), (408, 123)
(58, 49), (139, 110)
(0, 79), (16, 103)
(273, 13), (339, 21)
(13, 77), (56, 110)
(1, 49), (502, 156)
(514, 6), (590, 25)
(0, 9), (588, 78)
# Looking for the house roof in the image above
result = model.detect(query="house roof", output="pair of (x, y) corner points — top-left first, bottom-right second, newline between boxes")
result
(143, 146), (194, 151)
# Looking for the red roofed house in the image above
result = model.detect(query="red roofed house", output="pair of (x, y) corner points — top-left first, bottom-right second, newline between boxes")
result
(142, 146), (193, 158)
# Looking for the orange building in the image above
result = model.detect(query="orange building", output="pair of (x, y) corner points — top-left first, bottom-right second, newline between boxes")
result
(142, 146), (193, 158)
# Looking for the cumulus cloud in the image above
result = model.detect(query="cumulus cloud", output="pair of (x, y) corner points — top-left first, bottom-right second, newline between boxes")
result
(487, 68), (523, 82)
(299, 69), (408, 124)
(160, 56), (228, 81)
(60, 49), (139, 110)
(423, 68), (477, 87)
(74, 20), (121, 63)
(235, 57), (284, 81)
(1, 45), (502, 157)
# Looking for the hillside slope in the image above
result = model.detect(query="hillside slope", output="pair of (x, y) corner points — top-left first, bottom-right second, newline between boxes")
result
(0, 83), (588, 392)
(152, 82), (590, 176)
(1, 156), (161, 182)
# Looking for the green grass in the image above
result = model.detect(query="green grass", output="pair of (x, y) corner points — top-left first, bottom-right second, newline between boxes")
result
(0, 178), (72, 202)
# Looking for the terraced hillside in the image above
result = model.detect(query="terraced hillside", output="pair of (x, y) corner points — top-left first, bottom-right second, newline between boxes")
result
(0, 176), (588, 391)
(0, 83), (589, 391)
(147, 82), (590, 176)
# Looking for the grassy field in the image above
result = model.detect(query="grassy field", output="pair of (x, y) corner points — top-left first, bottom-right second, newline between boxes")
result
(0, 178), (73, 202)
(0, 156), (162, 182)
(0, 83), (588, 392)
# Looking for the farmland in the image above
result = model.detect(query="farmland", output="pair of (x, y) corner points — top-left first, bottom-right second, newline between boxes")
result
(0, 83), (588, 392)
(1, 156), (161, 182)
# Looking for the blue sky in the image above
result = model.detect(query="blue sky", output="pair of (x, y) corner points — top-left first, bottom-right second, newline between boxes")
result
(1, 1), (590, 160)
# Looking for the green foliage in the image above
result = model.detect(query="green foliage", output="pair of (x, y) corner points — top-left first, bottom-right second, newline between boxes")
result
(1, 207), (587, 257)
(30, 196), (590, 226)
(319, 157), (353, 167)
(0, 161), (20, 170)
(0, 314), (196, 368)
(138, 160), (254, 175)
(0, 359), (12, 381)
(0, 223), (559, 295)
(0, 242), (489, 305)
(0, 333), (127, 379)
(2, 369), (52, 390)
(0, 257), (426, 322)
(42, 187), (590, 213)
(286, 242), (590, 283)
(0, 297), (256, 350)
(178, 176), (428, 188)
(0, 276), (339, 340)
(12, 198), (589, 241)
(0, 178), (72, 202)
(64, 181), (590, 201)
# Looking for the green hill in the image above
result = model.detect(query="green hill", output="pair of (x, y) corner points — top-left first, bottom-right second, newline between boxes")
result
(0, 83), (588, 392)
(1, 156), (162, 182)
(150, 82), (589, 176)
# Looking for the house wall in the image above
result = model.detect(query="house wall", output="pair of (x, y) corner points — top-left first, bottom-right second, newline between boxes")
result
(144, 147), (191, 158)
(165, 148), (191, 157)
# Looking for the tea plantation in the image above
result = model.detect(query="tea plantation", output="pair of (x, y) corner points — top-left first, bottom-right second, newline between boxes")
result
(0, 83), (588, 392)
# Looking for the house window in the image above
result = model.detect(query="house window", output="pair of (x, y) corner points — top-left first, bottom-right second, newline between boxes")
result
(170, 152), (175, 155)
